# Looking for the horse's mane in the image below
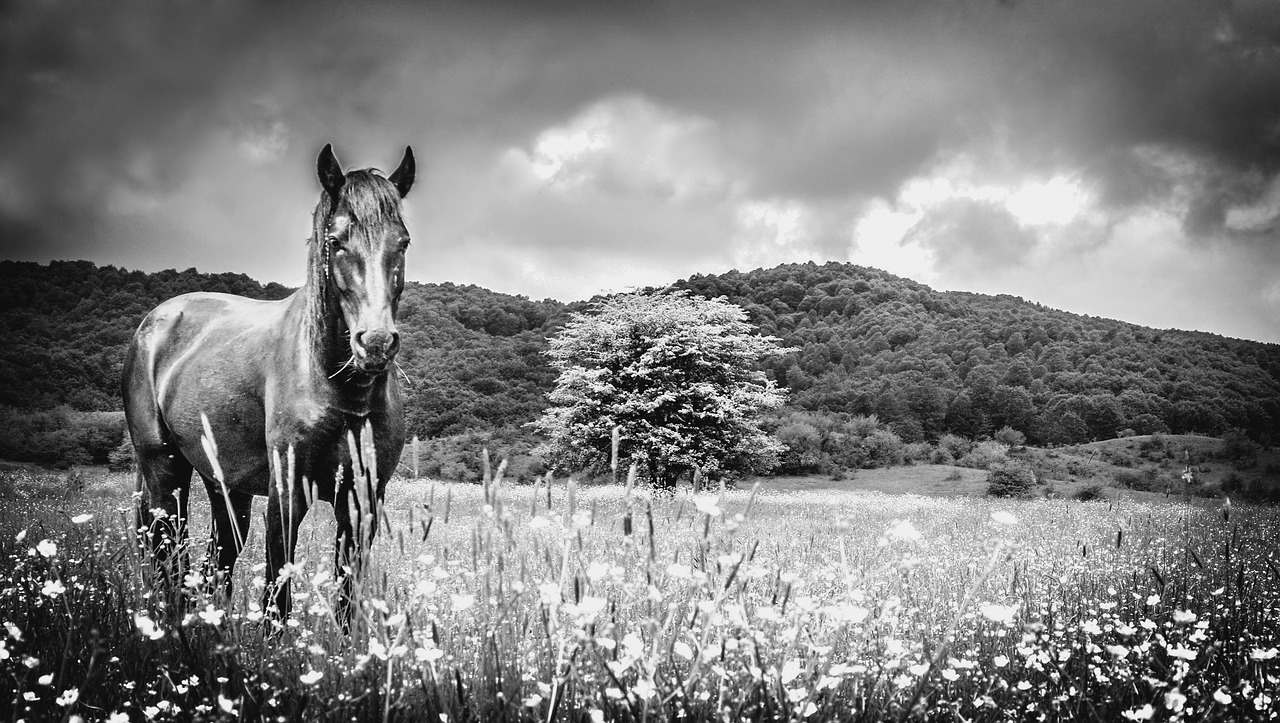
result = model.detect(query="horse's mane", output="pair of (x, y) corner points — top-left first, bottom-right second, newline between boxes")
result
(303, 169), (406, 365)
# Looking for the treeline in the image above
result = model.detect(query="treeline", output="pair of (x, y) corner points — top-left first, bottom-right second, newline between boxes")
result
(0, 260), (570, 459)
(674, 263), (1280, 445)
(1, 260), (1278, 472)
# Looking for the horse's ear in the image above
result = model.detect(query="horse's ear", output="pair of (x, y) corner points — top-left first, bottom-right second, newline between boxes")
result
(388, 146), (415, 199)
(317, 144), (345, 199)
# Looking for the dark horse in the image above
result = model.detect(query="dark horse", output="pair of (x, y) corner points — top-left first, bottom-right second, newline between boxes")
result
(123, 144), (414, 622)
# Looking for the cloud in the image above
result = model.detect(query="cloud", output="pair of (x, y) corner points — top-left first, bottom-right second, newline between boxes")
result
(2, 0), (1280, 341)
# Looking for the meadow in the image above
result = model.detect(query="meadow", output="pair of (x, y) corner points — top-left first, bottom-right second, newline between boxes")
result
(2, 464), (1278, 722)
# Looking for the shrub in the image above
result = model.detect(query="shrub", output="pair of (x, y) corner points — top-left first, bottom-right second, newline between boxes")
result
(960, 441), (1010, 470)
(1074, 483), (1106, 501)
(934, 434), (971, 463)
(986, 461), (1037, 498)
(1220, 428), (1261, 464)
(993, 426), (1026, 448)
(107, 433), (134, 473)
(1113, 467), (1163, 492)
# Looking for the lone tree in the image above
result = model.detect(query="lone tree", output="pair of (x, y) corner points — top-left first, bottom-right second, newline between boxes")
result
(532, 292), (785, 489)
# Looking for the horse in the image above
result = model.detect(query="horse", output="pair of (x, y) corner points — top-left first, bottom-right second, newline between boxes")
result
(122, 144), (415, 624)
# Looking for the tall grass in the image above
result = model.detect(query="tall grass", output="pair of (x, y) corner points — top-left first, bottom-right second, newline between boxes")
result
(1, 464), (1278, 721)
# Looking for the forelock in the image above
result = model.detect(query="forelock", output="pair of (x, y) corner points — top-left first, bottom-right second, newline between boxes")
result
(336, 169), (404, 228)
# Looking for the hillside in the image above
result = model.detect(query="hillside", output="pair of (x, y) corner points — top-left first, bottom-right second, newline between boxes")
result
(674, 263), (1280, 445)
(1, 260), (1277, 465)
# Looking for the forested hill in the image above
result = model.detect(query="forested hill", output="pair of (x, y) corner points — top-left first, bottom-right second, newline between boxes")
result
(2, 259), (1278, 446)
(0, 260), (572, 438)
(673, 263), (1280, 444)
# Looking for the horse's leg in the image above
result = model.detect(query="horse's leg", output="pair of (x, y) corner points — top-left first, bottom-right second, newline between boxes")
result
(332, 460), (382, 630)
(134, 443), (194, 610)
(201, 477), (253, 601)
(263, 470), (310, 619)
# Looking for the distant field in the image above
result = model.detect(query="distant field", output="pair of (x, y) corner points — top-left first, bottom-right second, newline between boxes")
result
(2, 464), (1279, 721)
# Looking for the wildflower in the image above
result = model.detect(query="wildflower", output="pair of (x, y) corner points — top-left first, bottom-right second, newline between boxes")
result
(1145, 594), (1160, 606)
(941, 668), (959, 682)
(197, 604), (225, 626)
(451, 594), (476, 612)
(1167, 645), (1197, 661)
(56, 688), (79, 707)
(990, 510), (1018, 526)
(416, 645), (445, 663)
(528, 516), (551, 530)
(144, 705), (160, 719)
(992, 655), (1010, 668)
(979, 603), (1018, 625)
(1165, 688), (1186, 712)
(885, 519), (922, 543)
(0, 641), (7, 661)
(36, 540), (57, 558)
(42, 579), (66, 598)
(218, 695), (236, 714)
(183, 571), (205, 590)
(4, 622), (21, 640)
(1250, 647), (1278, 661)
(1213, 688), (1232, 705)
(573, 596), (607, 620)
(693, 496), (722, 517)
(632, 677), (657, 700)
(108, 713), (130, 723)
(15, 529), (27, 542)
(673, 641), (694, 660)
(38, 674), (54, 685)
(666, 563), (692, 579)
(1172, 610), (1197, 625)
(1106, 645), (1130, 660)
(134, 614), (165, 640)
(1121, 704), (1154, 721)
(70, 514), (93, 524)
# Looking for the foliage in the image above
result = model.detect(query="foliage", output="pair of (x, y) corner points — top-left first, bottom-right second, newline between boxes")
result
(0, 406), (124, 469)
(675, 262), (1280, 445)
(4, 259), (1280, 471)
(992, 426), (1025, 448)
(986, 460), (1037, 498)
(1073, 482), (1106, 501)
(107, 431), (134, 473)
(406, 427), (547, 483)
(532, 293), (784, 488)
(768, 411), (907, 475)
(959, 440), (1011, 470)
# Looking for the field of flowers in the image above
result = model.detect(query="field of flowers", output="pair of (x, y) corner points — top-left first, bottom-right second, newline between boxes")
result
(1, 465), (1278, 722)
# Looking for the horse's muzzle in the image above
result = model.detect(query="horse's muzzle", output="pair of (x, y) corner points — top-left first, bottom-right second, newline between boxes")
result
(353, 329), (400, 371)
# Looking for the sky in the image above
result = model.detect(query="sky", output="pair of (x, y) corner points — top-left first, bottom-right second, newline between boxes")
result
(3, 1), (1280, 343)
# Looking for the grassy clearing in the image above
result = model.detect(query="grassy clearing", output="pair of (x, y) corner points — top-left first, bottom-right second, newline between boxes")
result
(1, 467), (1279, 722)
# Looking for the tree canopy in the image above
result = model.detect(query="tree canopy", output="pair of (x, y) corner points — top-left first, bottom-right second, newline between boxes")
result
(2, 259), (1277, 461)
(531, 293), (785, 488)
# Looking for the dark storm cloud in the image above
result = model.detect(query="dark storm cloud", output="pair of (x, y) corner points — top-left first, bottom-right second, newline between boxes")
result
(2, 0), (1279, 338)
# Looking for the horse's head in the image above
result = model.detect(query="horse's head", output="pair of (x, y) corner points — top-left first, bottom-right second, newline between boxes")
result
(315, 144), (415, 375)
